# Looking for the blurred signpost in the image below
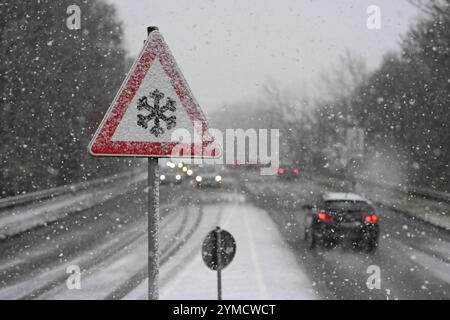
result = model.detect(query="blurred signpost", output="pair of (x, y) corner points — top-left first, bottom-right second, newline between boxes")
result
(346, 127), (365, 156)
(202, 227), (237, 300)
(88, 27), (218, 299)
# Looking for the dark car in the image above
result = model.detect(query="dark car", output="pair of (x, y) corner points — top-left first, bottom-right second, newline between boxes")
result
(303, 192), (379, 253)
(159, 167), (182, 185)
(192, 165), (223, 188)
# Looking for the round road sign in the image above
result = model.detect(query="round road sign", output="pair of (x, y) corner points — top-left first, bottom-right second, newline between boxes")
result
(202, 227), (236, 271)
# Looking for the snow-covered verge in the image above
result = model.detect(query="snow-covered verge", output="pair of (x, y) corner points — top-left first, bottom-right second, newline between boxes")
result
(158, 200), (317, 300)
(306, 173), (450, 231)
(0, 170), (146, 239)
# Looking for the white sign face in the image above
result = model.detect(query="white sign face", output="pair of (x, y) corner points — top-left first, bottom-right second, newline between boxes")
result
(112, 59), (195, 143)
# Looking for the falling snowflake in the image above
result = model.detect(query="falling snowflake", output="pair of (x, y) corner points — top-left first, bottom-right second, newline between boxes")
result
(136, 89), (176, 137)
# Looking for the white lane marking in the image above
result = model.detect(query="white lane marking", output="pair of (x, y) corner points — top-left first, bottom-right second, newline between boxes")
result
(242, 206), (269, 300)
(222, 204), (238, 228)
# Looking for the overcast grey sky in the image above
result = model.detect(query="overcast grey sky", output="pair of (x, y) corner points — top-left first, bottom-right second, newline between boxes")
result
(106, 0), (420, 115)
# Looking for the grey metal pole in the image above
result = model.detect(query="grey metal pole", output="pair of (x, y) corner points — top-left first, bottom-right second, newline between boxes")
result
(216, 226), (222, 300)
(148, 157), (159, 300)
(147, 26), (160, 301)
(217, 270), (222, 300)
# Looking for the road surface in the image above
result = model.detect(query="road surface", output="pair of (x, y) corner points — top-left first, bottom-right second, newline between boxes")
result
(0, 171), (448, 300)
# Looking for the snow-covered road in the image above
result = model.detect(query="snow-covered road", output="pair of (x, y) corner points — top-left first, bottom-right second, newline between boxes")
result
(0, 172), (449, 300)
(242, 174), (450, 300)
(158, 199), (317, 300)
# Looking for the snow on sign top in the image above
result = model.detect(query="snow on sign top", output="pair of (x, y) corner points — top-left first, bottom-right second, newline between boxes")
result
(88, 30), (219, 158)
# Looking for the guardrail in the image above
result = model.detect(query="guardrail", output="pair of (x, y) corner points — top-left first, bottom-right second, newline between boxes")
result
(304, 169), (450, 204)
(354, 176), (450, 204)
(0, 169), (145, 211)
(408, 185), (450, 204)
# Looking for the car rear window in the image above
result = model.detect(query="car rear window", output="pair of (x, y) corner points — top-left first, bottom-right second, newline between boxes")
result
(324, 200), (373, 212)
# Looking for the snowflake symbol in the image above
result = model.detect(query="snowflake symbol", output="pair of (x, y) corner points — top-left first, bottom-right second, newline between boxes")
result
(136, 89), (177, 137)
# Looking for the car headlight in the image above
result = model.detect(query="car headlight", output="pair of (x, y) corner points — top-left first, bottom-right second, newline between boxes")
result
(186, 169), (193, 176)
(160, 174), (166, 181)
(215, 175), (222, 182)
(182, 166), (188, 172)
(176, 174), (181, 181)
(166, 161), (175, 168)
(196, 176), (202, 182)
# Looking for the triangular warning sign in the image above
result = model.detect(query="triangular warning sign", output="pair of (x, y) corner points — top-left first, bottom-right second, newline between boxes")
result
(89, 30), (219, 158)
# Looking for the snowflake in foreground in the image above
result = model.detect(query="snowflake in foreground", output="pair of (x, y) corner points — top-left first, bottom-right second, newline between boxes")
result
(136, 89), (177, 137)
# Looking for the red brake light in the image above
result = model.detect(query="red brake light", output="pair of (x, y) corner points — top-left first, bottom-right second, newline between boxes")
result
(317, 212), (333, 222)
(364, 214), (379, 224)
(293, 167), (299, 174)
(278, 167), (285, 174)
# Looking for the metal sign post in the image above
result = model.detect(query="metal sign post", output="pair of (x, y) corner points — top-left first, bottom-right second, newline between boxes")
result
(202, 227), (236, 300)
(147, 157), (159, 300)
(146, 26), (160, 301)
(88, 25), (219, 300)
(215, 227), (222, 300)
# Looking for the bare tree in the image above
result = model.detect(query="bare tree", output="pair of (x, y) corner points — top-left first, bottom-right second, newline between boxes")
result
(408, 0), (449, 16)
(317, 50), (368, 105)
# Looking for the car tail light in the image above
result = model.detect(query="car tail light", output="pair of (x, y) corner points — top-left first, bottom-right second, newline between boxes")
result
(278, 167), (285, 174)
(293, 167), (299, 174)
(317, 212), (333, 222)
(364, 214), (379, 224)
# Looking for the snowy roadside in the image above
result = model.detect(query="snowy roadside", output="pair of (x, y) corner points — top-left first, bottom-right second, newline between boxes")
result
(0, 197), (182, 300)
(0, 171), (147, 239)
(159, 200), (318, 300)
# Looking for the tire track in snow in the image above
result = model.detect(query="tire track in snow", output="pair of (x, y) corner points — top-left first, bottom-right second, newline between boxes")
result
(242, 205), (269, 300)
(11, 201), (180, 300)
(105, 204), (205, 300)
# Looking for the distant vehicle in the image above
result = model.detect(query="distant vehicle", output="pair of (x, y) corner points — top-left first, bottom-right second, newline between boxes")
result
(193, 165), (223, 188)
(303, 192), (379, 253)
(277, 164), (300, 180)
(159, 167), (182, 185)
(229, 160), (271, 170)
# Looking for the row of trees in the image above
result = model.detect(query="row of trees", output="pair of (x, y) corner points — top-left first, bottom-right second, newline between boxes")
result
(314, 0), (449, 189)
(215, 0), (449, 190)
(0, 0), (132, 196)
(350, 0), (449, 189)
(211, 78), (318, 168)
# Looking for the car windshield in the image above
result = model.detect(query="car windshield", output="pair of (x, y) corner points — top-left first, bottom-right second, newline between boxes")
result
(324, 200), (373, 212)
